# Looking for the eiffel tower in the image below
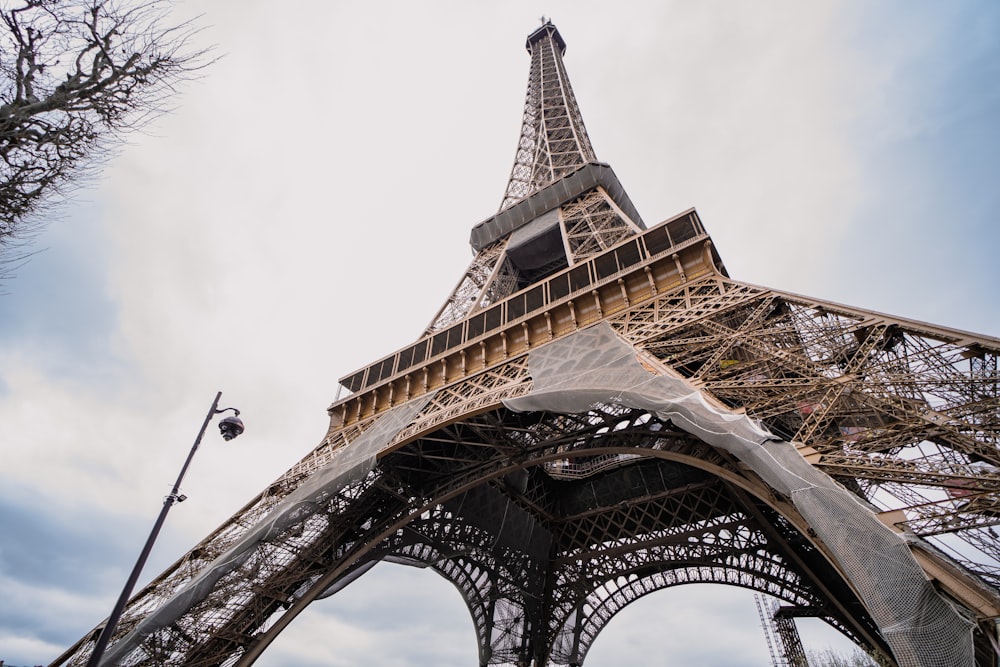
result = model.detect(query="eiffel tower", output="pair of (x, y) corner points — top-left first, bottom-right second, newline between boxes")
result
(57, 19), (1000, 667)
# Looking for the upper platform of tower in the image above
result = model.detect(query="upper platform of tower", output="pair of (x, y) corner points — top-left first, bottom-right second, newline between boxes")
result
(467, 19), (646, 265)
(335, 21), (727, 397)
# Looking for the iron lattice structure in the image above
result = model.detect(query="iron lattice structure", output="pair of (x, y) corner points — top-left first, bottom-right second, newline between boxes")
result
(756, 593), (811, 667)
(58, 20), (1000, 667)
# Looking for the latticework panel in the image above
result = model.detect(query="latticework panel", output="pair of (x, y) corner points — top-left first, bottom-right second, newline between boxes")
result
(544, 493), (828, 664)
(500, 22), (596, 211)
(426, 240), (517, 335)
(379, 506), (545, 666)
(387, 355), (533, 447)
(378, 496), (549, 665)
(444, 406), (880, 665)
(560, 188), (640, 263)
(609, 275), (1000, 589)
(115, 466), (396, 667)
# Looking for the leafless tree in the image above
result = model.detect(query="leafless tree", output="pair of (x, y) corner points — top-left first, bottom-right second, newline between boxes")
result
(0, 0), (207, 283)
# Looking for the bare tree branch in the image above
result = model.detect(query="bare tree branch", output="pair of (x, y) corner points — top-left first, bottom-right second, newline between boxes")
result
(0, 0), (210, 285)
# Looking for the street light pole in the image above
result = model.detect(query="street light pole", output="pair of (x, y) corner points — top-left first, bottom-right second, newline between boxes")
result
(86, 391), (242, 667)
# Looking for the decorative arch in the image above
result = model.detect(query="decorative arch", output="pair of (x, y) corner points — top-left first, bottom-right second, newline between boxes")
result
(356, 400), (887, 665)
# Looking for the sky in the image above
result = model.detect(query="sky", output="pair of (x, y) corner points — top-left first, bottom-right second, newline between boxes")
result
(1, 1), (999, 665)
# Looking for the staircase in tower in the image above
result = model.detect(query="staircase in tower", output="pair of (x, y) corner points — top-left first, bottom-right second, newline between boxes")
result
(57, 19), (1000, 667)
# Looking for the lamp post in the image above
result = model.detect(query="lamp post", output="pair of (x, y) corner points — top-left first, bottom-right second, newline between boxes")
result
(86, 391), (244, 667)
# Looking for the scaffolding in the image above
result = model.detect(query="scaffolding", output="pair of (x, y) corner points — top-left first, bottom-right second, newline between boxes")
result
(757, 593), (810, 667)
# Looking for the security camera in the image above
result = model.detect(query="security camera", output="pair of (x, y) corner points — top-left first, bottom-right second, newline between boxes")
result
(218, 414), (245, 441)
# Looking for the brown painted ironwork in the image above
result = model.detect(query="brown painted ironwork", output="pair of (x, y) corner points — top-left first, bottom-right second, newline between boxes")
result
(55, 18), (1000, 667)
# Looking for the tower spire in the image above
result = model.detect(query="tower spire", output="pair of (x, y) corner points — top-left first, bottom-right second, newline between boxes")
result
(499, 19), (597, 211)
(416, 21), (642, 336)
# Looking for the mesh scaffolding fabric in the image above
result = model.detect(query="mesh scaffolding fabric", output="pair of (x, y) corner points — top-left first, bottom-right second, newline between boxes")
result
(503, 323), (975, 667)
(101, 395), (433, 666)
(99, 322), (978, 666)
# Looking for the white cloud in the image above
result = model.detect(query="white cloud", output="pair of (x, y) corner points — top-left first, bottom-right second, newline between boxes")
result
(260, 565), (477, 667)
(586, 585), (773, 666)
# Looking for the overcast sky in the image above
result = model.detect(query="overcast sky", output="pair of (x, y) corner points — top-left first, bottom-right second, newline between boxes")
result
(1, 1), (999, 666)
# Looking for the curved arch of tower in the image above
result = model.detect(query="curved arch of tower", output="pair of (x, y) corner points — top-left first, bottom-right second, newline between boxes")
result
(58, 19), (1000, 667)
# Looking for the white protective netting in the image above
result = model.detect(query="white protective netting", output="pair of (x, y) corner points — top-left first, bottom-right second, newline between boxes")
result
(504, 323), (975, 667)
(98, 322), (980, 666)
(101, 395), (432, 665)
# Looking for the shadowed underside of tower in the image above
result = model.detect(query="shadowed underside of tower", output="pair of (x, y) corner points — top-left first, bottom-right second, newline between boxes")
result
(58, 20), (1000, 667)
